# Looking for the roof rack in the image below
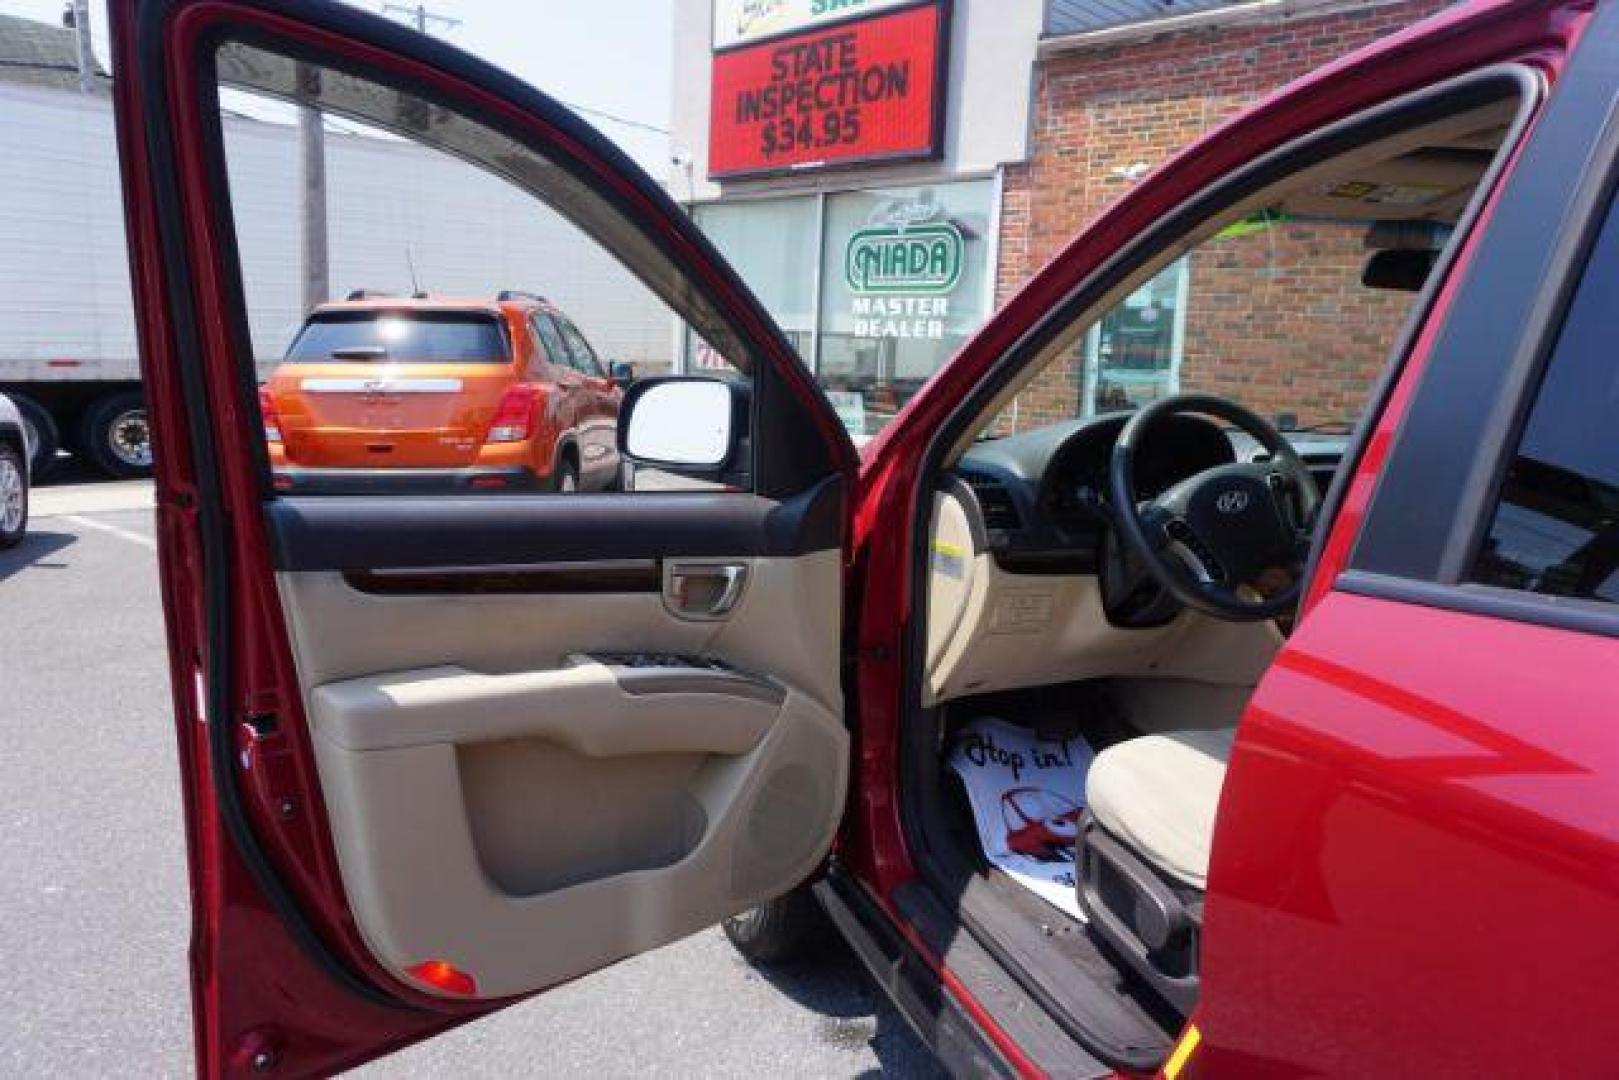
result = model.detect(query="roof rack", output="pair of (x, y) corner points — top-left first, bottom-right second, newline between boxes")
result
(345, 289), (398, 300)
(495, 289), (546, 303)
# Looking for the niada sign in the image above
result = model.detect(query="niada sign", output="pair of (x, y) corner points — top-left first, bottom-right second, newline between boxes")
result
(844, 222), (964, 294)
(844, 220), (965, 340)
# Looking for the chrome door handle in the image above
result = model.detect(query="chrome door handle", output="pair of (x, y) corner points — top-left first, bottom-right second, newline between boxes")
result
(664, 562), (748, 620)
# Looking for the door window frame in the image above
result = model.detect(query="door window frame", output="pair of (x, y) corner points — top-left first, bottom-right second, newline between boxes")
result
(1343, 22), (1619, 640)
(883, 65), (1545, 1046)
(144, 3), (853, 503)
(120, 0), (857, 1026)
(912, 63), (1543, 610)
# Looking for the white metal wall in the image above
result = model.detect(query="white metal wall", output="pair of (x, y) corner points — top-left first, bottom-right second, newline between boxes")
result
(223, 111), (676, 368)
(0, 84), (138, 381)
(0, 82), (674, 382)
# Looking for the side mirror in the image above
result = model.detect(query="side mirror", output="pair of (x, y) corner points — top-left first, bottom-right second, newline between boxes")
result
(609, 360), (635, 389)
(619, 377), (741, 470)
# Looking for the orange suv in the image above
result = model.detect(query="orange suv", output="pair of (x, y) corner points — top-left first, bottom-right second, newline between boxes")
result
(261, 291), (625, 493)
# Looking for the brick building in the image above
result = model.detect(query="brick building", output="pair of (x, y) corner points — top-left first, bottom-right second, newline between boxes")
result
(999, 0), (1450, 430)
(671, 0), (1448, 442)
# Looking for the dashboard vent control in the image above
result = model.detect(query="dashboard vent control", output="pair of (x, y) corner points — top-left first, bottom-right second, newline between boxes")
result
(962, 474), (1023, 531)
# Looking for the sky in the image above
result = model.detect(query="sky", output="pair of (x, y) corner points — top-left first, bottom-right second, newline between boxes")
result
(1, 0), (675, 175)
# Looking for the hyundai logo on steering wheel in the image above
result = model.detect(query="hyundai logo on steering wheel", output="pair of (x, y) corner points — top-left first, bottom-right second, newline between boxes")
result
(1215, 489), (1250, 514)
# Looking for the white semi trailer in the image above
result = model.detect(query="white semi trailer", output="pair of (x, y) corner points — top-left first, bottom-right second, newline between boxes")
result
(0, 81), (673, 477)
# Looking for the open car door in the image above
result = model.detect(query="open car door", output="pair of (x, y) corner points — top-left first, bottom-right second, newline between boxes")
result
(109, 2), (857, 1076)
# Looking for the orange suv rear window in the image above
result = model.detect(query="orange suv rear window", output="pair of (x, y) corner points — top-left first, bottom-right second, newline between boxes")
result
(285, 311), (508, 363)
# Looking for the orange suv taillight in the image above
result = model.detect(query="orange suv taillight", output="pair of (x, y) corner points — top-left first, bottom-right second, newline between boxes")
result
(259, 387), (282, 443)
(486, 383), (543, 443)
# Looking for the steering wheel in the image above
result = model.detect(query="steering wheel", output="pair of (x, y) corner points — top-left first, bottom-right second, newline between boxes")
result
(1108, 394), (1321, 622)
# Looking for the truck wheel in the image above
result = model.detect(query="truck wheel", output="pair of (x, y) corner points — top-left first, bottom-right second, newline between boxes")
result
(79, 392), (153, 479)
(11, 395), (59, 479)
(721, 884), (831, 966)
(0, 443), (27, 548)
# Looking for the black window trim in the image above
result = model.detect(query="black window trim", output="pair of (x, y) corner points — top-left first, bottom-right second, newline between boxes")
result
(1338, 570), (1619, 642)
(1345, 6), (1619, 640)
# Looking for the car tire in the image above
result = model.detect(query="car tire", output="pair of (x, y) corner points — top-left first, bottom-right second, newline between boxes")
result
(721, 884), (831, 966)
(79, 392), (154, 479)
(11, 394), (59, 479)
(0, 442), (29, 549)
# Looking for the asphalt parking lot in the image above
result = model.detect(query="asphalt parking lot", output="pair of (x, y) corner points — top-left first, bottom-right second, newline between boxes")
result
(0, 469), (944, 1078)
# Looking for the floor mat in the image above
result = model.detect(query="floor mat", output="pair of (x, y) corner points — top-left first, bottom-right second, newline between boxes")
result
(947, 717), (1095, 920)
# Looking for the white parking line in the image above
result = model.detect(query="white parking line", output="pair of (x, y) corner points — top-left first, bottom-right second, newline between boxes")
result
(31, 479), (155, 518)
(61, 514), (158, 551)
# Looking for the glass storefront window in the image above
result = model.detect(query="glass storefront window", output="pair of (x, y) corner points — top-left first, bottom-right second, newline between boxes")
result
(819, 180), (994, 442)
(688, 178), (996, 444)
(691, 197), (819, 362)
(1081, 258), (1188, 415)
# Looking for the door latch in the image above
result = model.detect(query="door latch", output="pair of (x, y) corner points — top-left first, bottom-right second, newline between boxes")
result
(664, 561), (748, 620)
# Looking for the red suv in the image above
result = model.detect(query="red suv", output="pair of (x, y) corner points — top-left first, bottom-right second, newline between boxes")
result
(112, 1), (1619, 1077)
(262, 292), (623, 493)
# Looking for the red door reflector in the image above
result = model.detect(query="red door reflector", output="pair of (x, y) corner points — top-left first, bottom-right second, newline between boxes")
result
(407, 959), (479, 997)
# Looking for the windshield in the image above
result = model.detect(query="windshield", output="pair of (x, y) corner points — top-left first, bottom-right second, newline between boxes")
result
(284, 311), (508, 363)
(988, 211), (1431, 439)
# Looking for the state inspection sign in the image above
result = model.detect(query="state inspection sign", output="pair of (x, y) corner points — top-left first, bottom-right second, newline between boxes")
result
(707, 2), (948, 179)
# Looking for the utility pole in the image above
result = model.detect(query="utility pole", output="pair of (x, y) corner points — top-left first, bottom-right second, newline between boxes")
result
(381, 3), (461, 35)
(296, 3), (458, 315)
(296, 64), (329, 315)
(64, 0), (93, 94)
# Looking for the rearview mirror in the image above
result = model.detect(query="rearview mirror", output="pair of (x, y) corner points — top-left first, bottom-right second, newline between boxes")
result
(620, 377), (738, 468)
(609, 360), (635, 388)
(1361, 248), (1438, 292)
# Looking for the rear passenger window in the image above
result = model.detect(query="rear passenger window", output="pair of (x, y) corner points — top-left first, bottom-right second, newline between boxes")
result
(557, 319), (605, 377)
(1473, 202), (1619, 602)
(530, 315), (570, 369)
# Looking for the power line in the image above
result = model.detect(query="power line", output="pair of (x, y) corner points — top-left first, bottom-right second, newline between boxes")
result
(553, 99), (669, 137)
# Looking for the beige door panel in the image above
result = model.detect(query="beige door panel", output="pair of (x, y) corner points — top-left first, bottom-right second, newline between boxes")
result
(275, 550), (847, 1001)
(310, 687), (845, 1000)
(277, 551), (841, 713)
(311, 660), (783, 755)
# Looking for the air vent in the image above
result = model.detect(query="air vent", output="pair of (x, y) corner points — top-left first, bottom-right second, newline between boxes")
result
(1252, 450), (1341, 493)
(1252, 449), (1342, 469)
(962, 473), (1023, 532)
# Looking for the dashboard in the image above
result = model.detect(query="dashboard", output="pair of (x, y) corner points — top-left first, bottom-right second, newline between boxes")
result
(924, 413), (1343, 703)
(953, 413), (1345, 577)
